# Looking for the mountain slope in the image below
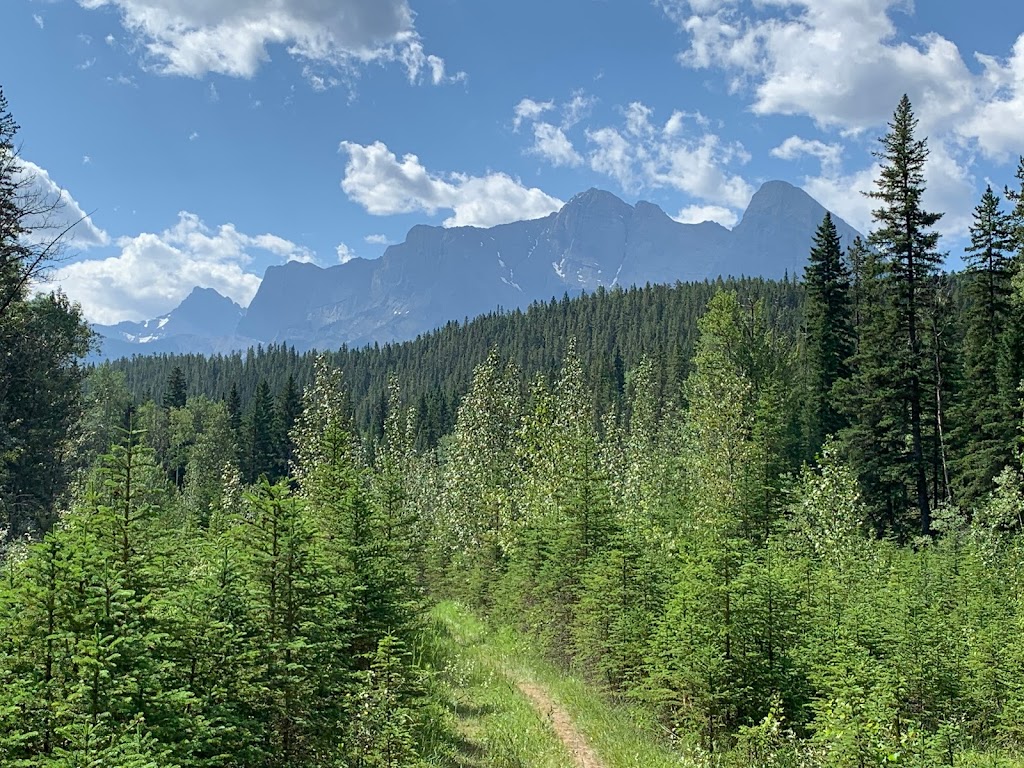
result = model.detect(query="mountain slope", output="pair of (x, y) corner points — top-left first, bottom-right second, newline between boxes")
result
(95, 181), (859, 357)
(94, 287), (254, 359)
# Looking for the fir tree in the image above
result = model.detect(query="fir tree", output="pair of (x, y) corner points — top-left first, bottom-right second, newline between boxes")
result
(955, 186), (1015, 500)
(245, 379), (277, 483)
(865, 94), (945, 535)
(838, 244), (910, 533)
(803, 212), (854, 456)
(999, 157), (1024, 454)
(162, 366), (187, 410)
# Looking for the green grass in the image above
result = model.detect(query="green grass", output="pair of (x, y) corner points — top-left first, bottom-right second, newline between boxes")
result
(430, 600), (577, 768)
(431, 600), (692, 768)
(429, 600), (1024, 768)
(484, 624), (690, 768)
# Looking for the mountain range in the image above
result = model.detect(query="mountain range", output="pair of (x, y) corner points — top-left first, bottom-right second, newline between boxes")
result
(93, 180), (860, 358)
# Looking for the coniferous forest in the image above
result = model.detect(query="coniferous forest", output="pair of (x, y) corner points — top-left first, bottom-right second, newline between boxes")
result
(6, 84), (1024, 766)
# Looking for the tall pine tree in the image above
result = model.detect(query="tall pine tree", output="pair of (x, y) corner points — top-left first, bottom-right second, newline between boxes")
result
(864, 94), (945, 535)
(955, 186), (1014, 500)
(803, 212), (854, 457)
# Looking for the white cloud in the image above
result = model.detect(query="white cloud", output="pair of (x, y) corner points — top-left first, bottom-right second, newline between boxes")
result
(530, 123), (582, 167)
(962, 36), (1024, 159)
(188, 131), (199, 141)
(77, 0), (451, 85)
(339, 140), (564, 228)
(301, 65), (339, 92)
(336, 242), (357, 263)
(207, 82), (219, 102)
(625, 102), (655, 138)
(364, 233), (392, 245)
(771, 135), (843, 175)
(662, 0), (1024, 162)
(799, 164), (880, 236)
(663, 110), (685, 137)
(107, 73), (138, 87)
(14, 160), (109, 250)
(783, 137), (976, 240)
(401, 39), (465, 85)
(514, 95), (752, 216)
(77, 58), (97, 70)
(52, 212), (312, 323)
(674, 204), (739, 227)
(82, 155), (92, 165)
(585, 102), (754, 212)
(587, 127), (636, 189)
(33, 14), (44, 29)
(513, 98), (554, 131)
(105, 33), (116, 45)
(561, 92), (596, 128)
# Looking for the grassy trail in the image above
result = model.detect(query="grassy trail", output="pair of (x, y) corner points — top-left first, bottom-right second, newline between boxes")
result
(431, 601), (688, 768)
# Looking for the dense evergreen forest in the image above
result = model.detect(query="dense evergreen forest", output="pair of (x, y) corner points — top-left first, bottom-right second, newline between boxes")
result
(6, 85), (1024, 766)
(105, 275), (806, 449)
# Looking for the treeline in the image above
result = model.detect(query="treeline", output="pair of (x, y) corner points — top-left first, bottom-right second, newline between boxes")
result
(105, 276), (804, 449)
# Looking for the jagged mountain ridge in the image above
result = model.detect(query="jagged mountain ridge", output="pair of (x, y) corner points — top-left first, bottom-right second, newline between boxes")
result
(94, 287), (256, 359)
(93, 181), (860, 358)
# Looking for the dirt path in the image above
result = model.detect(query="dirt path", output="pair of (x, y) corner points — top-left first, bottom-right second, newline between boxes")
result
(515, 680), (606, 768)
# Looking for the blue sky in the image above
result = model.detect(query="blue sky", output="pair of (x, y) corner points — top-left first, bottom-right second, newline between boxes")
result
(4, 0), (1023, 323)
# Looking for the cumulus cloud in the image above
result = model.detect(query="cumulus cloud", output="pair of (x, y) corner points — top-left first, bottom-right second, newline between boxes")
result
(514, 95), (751, 222)
(675, 204), (739, 228)
(14, 160), (109, 250)
(364, 233), (392, 245)
(963, 36), (1024, 159)
(77, 0), (452, 85)
(401, 39), (466, 85)
(52, 212), (313, 324)
(661, 0), (1024, 161)
(586, 103), (754, 213)
(513, 93), (597, 169)
(561, 92), (597, 128)
(529, 123), (582, 167)
(339, 141), (564, 228)
(779, 138), (976, 240)
(587, 127), (636, 189)
(336, 242), (357, 263)
(771, 136), (843, 176)
(513, 98), (554, 131)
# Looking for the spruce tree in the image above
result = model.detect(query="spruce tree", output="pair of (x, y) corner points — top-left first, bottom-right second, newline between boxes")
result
(0, 86), (92, 538)
(838, 244), (910, 533)
(162, 366), (187, 410)
(999, 157), (1024, 454)
(275, 373), (302, 474)
(865, 94), (945, 535)
(245, 379), (277, 483)
(955, 186), (1014, 500)
(803, 212), (854, 456)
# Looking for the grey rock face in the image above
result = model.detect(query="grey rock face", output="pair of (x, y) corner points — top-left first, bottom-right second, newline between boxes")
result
(93, 181), (860, 358)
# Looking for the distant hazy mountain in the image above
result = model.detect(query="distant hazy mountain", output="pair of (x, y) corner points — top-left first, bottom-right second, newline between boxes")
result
(93, 287), (255, 359)
(92, 181), (860, 359)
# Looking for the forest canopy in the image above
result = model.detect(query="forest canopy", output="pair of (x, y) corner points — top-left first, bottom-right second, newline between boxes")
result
(4, 91), (1024, 767)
